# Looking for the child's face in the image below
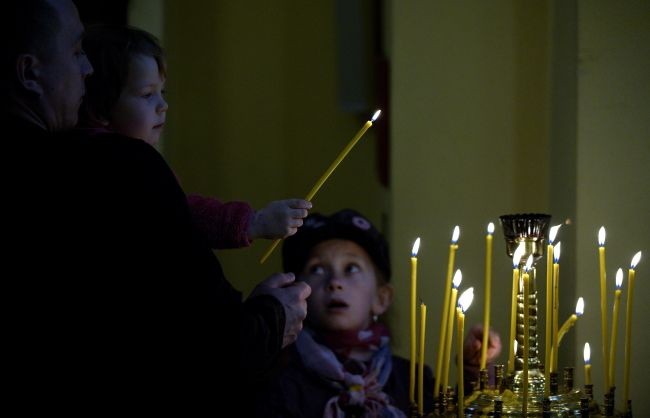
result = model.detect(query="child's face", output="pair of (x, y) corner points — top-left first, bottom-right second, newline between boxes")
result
(299, 239), (392, 333)
(109, 54), (167, 146)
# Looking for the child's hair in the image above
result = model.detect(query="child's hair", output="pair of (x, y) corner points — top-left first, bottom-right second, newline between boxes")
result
(80, 24), (166, 124)
(282, 209), (391, 284)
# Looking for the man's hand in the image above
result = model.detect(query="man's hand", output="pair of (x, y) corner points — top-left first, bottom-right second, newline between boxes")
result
(250, 273), (311, 348)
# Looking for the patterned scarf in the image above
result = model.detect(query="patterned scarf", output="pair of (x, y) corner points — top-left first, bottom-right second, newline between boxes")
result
(295, 324), (405, 418)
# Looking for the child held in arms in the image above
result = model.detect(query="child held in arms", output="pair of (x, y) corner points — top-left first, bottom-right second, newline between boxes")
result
(255, 209), (501, 417)
(79, 24), (310, 248)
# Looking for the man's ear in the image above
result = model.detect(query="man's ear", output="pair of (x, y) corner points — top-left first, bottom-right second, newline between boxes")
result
(16, 54), (44, 96)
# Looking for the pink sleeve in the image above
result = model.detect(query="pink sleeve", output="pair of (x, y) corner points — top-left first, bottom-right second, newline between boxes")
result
(187, 194), (254, 249)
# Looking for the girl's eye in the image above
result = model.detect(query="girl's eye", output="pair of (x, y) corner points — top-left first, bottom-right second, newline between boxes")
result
(142, 92), (153, 99)
(345, 263), (360, 274)
(308, 265), (326, 276)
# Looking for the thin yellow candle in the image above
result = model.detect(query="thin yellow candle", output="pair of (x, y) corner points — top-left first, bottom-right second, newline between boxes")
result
(508, 243), (525, 373)
(442, 270), (462, 392)
(434, 226), (460, 396)
(624, 251), (642, 413)
(260, 110), (381, 263)
(557, 297), (585, 345)
(457, 287), (474, 417)
(480, 222), (494, 370)
(584, 342), (592, 386)
(522, 255), (533, 415)
(418, 302), (427, 415)
(545, 224), (560, 396)
(598, 226), (610, 389)
(552, 242), (561, 372)
(608, 268), (623, 389)
(409, 238), (420, 404)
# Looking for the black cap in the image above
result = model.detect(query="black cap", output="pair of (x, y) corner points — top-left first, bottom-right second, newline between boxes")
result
(282, 209), (391, 281)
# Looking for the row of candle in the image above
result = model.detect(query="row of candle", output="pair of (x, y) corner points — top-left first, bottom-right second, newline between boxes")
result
(407, 222), (642, 415)
(408, 230), (475, 416)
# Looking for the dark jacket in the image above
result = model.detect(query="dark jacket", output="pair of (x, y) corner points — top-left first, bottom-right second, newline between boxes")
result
(255, 344), (435, 418)
(3, 115), (284, 413)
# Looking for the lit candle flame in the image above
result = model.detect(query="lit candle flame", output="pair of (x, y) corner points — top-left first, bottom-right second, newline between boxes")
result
(514, 339), (518, 354)
(549, 224), (562, 244)
(554, 242), (562, 263)
(458, 287), (474, 313)
(631, 251), (642, 268)
(576, 297), (585, 316)
(598, 226), (606, 247)
(616, 268), (624, 288)
(487, 222), (495, 235)
(584, 342), (591, 364)
(451, 226), (460, 244)
(371, 109), (382, 122)
(524, 254), (533, 272)
(411, 237), (421, 257)
(513, 242), (525, 267)
(452, 269), (462, 288)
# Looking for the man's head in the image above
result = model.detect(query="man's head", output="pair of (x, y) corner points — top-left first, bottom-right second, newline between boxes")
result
(3, 0), (93, 131)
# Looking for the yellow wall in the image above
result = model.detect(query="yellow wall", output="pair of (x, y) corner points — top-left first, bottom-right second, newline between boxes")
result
(389, 0), (551, 385)
(162, 0), (386, 295)
(574, 0), (650, 409)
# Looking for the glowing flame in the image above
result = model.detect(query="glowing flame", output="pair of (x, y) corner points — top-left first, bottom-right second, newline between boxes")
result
(598, 226), (606, 246)
(524, 255), (533, 272)
(411, 237), (421, 257)
(487, 222), (495, 234)
(451, 226), (460, 244)
(371, 110), (382, 122)
(631, 251), (642, 269)
(584, 342), (591, 364)
(554, 242), (562, 263)
(458, 287), (474, 313)
(514, 339), (518, 354)
(575, 297), (585, 316)
(452, 269), (462, 288)
(549, 224), (561, 244)
(616, 268), (623, 288)
(513, 243), (525, 267)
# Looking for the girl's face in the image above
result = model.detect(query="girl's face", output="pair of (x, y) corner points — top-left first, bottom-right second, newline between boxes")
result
(299, 239), (392, 333)
(109, 54), (167, 146)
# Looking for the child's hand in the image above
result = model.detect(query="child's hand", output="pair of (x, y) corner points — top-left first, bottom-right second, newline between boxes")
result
(248, 199), (312, 240)
(463, 324), (502, 367)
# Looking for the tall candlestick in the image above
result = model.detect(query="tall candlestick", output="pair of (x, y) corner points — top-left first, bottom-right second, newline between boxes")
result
(435, 226), (460, 396)
(259, 110), (381, 263)
(418, 302), (427, 415)
(508, 243), (525, 373)
(584, 342), (592, 385)
(409, 238), (420, 404)
(609, 268), (623, 389)
(552, 242), (561, 372)
(480, 222), (494, 370)
(624, 251), (642, 413)
(598, 226), (610, 389)
(522, 256), (533, 415)
(544, 225), (560, 396)
(457, 287), (474, 417)
(557, 297), (585, 345)
(442, 270), (462, 392)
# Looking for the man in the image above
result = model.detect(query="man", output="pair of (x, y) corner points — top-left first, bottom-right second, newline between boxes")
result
(3, 0), (309, 411)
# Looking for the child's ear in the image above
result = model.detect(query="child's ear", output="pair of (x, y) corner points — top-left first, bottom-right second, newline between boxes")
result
(16, 53), (44, 96)
(372, 283), (394, 316)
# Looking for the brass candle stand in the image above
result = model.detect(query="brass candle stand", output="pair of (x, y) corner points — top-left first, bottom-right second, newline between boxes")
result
(421, 214), (627, 417)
